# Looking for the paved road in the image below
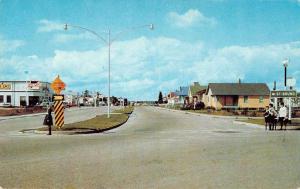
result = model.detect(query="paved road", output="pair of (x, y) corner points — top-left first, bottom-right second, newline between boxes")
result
(1, 106), (300, 189)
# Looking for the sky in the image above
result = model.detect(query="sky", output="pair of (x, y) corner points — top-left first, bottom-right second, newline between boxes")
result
(1, 0), (300, 100)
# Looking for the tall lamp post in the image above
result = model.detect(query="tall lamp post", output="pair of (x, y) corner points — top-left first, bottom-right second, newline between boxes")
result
(283, 58), (289, 90)
(64, 24), (154, 118)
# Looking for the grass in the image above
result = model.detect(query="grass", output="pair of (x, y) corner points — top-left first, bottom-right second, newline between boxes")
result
(37, 106), (134, 132)
(237, 118), (265, 125)
(186, 109), (238, 116)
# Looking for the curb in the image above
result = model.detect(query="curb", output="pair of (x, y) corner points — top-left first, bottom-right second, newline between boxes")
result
(22, 111), (133, 135)
(156, 107), (247, 119)
(233, 120), (264, 129)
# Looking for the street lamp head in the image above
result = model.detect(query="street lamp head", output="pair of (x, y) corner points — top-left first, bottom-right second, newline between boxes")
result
(64, 23), (68, 31)
(149, 24), (154, 30)
(283, 58), (289, 67)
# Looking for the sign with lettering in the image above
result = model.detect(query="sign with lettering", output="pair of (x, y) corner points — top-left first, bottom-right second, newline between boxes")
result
(53, 95), (64, 101)
(28, 81), (40, 90)
(0, 83), (11, 90)
(270, 90), (297, 98)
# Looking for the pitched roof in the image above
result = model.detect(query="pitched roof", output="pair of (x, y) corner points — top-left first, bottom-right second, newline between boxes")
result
(177, 86), (188, 96)
(207, 83), (270, 96)
(190, 82), (207, 96)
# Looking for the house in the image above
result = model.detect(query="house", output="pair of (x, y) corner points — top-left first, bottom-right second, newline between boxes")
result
(188, 82), (207, 104)
(203, 83), (270, 110)
(167, 92), (178, 105)
(175, 86), (189, 104)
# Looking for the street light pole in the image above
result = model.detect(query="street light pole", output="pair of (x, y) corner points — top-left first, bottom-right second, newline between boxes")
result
(108, 29), (111, 118)
(64, 23), (153, 118)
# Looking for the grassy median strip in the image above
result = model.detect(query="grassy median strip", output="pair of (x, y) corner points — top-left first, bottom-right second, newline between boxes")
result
(237, 119), (265, 125)
(36, 106), (134, 133)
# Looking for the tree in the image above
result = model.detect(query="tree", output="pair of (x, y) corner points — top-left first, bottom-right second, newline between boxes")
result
(83, 90), (90, 97)
(158, 91), (163, 104)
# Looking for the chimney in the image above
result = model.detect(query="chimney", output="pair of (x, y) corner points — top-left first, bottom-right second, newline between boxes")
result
(238, 78), (241, 84)
(273, 81), (276, 91)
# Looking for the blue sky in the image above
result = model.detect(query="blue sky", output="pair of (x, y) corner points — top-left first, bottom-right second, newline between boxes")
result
(1, 0), (300, 100)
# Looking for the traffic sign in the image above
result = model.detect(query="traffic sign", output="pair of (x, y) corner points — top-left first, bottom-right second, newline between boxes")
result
(50, 75), (66, 94)
(270, 90), (297, 98)
(53, 95), (64, 101)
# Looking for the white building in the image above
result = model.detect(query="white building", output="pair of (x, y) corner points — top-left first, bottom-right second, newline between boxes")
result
(0, 81), (53, 107)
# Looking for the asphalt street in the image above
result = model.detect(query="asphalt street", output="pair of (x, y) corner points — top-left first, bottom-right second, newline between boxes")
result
(1, 106), (300, 189)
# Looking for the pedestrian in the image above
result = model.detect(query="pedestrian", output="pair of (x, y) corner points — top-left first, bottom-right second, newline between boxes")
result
(43, 106), (53, 135)
(264, 106), (270, 130)
(278, 102), (288, 130)
(268, 103), (277, 130)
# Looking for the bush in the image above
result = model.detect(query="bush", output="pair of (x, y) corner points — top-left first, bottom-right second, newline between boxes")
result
(194, 102), (205, 110)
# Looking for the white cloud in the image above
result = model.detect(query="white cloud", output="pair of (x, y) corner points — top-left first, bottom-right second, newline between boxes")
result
(52, 32), (95, 43)
(37, 19), (64, 32)
(2, 35), (300, 100)
(167, 9), (217, 28)
(0, 36), (25, 54)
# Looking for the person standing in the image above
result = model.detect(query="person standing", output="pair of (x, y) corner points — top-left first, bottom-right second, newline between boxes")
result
(278, 102), (288, 130)
(264, 106), (270, 130)
(268, 103), (277, 130)
(43, 106), (53, 135)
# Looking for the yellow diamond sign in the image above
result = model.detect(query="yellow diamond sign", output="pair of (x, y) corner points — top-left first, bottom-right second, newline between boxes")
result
(50, 75), (66, 94)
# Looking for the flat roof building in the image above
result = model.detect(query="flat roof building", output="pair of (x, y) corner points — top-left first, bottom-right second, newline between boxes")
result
(0, 81), (54, 107)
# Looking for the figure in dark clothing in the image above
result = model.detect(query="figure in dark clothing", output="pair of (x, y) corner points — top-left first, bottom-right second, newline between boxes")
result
(43, 106), (53, 135)
(264, 106), (270, 130)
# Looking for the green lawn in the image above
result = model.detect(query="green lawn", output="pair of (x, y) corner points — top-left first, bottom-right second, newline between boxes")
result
(237, 119), (265, 125)
(37, 106), (134, 132)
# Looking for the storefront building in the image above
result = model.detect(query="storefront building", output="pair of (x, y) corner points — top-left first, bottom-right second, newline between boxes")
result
(0, 81), (54, 107)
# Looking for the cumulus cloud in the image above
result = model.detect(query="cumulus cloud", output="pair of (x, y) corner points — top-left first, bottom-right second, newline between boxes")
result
(167, 9), (217, 28)
(0, 36), (24, 54)
(52, 32), (97, 43)
(37, 19), (64, 32)
(1, 35), (300, 100)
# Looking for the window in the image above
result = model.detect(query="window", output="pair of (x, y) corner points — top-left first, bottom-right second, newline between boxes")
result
(6, 95), (11, 103)
(0, 95), (3, 103)
(259, 96), (264, 103)
(244, 96), (248, 103)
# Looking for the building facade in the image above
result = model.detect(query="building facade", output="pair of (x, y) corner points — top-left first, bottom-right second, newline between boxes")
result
(203, 83), (270, 110)
(0, 81), (53, 107)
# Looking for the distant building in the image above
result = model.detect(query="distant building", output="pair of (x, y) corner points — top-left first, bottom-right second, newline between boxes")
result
(188, 82), (207, 104)
(203, 83), (270, 110)
(167, 92), (178, 105)
(175, 86), (189, 104)
(0, 81), (53, 107)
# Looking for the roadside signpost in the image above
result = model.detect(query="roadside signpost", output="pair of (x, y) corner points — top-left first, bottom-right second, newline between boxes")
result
(270, 90), (297, 121)
(50, 75), (66, 129)
(270, 90), (297, 98)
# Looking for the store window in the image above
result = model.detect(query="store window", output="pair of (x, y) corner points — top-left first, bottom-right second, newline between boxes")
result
(6, 95), (11, 103)
(0, 95), (3, 103)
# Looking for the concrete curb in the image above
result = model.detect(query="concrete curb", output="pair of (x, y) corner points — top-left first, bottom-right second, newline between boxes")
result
(233, 120), (264, 129)
(156, 107), (259, 120)
(21, 111), (133, 135)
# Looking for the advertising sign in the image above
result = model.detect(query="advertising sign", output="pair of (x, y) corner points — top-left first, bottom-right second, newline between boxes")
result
(0, 83), (11, 90)
(28, 81), (40, 90)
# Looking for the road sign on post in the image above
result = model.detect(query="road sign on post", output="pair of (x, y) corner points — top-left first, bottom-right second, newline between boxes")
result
(270, 90), (297, 98)
(51, 76), (66, 129)
(50, 75), (66, 95)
